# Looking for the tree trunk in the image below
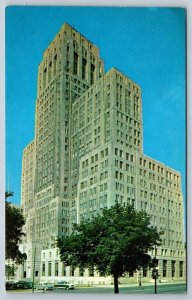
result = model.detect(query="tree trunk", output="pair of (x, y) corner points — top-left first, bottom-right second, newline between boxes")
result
(114, 274), (119, 294)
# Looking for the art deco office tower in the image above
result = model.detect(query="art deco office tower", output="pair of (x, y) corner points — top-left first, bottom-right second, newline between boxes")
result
(22, 23), (104, 245)
(21, 23), (185, 282)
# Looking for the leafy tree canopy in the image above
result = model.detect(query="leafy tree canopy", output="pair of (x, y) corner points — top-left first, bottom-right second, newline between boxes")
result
(57, 202), (162, 293)
(5, 201), (26, 264)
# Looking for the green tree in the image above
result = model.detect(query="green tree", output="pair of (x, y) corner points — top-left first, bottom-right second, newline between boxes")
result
(5, 201), (26, 263)
(57, 202), (162, 293)
(5, 264), (15, 280)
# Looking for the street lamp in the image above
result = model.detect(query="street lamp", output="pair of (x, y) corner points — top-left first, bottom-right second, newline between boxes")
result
(137, 269), (142, 286)
(32, 245), (36, 293)
(152, 244), (159, 294)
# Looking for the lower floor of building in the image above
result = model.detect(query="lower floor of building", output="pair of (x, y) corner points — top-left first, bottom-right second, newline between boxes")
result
(9, 246), (186, 285)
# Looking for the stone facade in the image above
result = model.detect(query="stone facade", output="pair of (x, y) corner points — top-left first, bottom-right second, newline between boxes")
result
(20, 23), (186, 284)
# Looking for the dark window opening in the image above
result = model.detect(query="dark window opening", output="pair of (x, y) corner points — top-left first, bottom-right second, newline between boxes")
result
(48, 262), (51, 276)
(89, 267), (94, 277)
(143, 267), (147, 277)
(62, 263), (66, 276)
(171, 261), (176, 277)
(55, 262), (59, 276)
(70, 266), (75, 276)
(91, 64), (95, 84)
(179, 261), (183, 277)
(163, 260), (167, 277)
(43, 68), (47, 87)
(79, 268), (84, 276)
(129, 271), (134, 277)
(74, 52), (78, 75)
(82, 58), (87, 80)
(42, 263), (45, 276)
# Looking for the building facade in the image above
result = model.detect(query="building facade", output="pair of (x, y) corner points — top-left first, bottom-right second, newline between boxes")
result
(20, 23), (186, 284)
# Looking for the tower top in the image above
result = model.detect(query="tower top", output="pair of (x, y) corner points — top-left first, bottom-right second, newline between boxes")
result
(41, 22), (97, 60)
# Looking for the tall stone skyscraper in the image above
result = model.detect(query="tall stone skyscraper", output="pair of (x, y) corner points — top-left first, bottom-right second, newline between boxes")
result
(22, 22), (104, 243)
(21, 23), (185, 283)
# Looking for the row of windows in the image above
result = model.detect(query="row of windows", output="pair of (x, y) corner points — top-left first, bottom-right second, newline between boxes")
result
(116, 130), (141, 147)
(80, 194), (108, 207)
(36, 259), (183, 279)
(42, 263), (100, 277)
(114, 148), (134, 161)
(81, 148), (109, 168)
(115, 74), (140, 94)
(139, 158), (180, 182)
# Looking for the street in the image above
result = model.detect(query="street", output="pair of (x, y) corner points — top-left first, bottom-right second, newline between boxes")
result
(42, 283), (186, 294)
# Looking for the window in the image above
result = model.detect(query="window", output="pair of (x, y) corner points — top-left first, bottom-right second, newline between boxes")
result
(171, 261), (176, 277)
(89, 267), (94, 277)
(70, 266), (75, 276)
(73, 52), (78, 75)
(42, 263), (45, 276)
(179, 261), (183, 277)
(62, 263), (66, 276)
(129, 271), (134, 277)
(91, 64), (95, 84)
(143, 267), (147, 277)
(79, 268), (84, 276)
(48, 262), (52, 276)
(162, 260), (167, 278)
(120, 172), (124, 180)
(55, 262), (59, 276)
(82, 58), (87, 79)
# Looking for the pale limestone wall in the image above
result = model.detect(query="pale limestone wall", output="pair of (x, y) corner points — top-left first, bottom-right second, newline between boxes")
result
(20, 23), (186, 283)
(21, 141), (36, 243)
(40, 248), (111, 285)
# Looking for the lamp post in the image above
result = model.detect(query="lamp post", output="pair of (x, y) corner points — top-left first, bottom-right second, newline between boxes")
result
(152, 244), (158, 294)
(32, 245), (36, 293)
(138, 269), (142, 286)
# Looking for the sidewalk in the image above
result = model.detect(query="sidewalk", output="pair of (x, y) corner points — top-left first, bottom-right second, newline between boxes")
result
(91, 280), (186, 288)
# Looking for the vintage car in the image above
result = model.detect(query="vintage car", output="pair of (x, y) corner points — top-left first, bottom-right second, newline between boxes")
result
(54, 281), (75, 290)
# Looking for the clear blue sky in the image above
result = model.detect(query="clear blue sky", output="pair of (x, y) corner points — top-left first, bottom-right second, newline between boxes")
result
(6, 6), (186, 220)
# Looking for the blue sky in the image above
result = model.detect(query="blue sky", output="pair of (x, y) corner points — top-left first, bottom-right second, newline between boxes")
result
(6, 6), (186, 222)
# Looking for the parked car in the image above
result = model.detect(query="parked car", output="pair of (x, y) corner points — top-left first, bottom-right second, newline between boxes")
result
(34, 283), (45, 292)
(54, 281), (75, 290)
(15, 280), (32, 289)
(6, 281), (17, 290)
(44, 283), (55, 290)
